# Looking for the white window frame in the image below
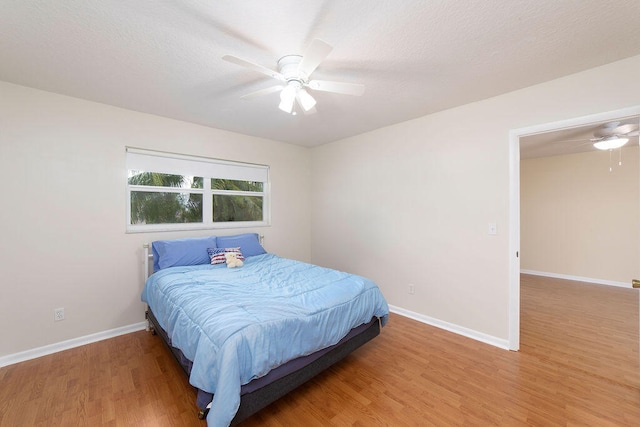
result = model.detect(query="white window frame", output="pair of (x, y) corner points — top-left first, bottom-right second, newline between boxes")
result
(126, 147), (270, 233)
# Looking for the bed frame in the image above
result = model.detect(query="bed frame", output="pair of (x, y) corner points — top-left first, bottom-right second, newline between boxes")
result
(143, 244), (382, 424)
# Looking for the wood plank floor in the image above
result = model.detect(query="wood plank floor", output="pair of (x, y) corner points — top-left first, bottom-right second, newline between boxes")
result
(1, 275), (638, 426)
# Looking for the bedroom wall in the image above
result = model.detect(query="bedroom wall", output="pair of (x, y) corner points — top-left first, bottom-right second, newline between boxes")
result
(0, 81), (311, 360)
(521, 147), (639, 284)
(310, 54), (640, 344)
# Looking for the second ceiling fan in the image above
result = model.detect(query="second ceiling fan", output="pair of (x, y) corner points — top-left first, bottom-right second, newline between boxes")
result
(223, 39), (365, 115)
(590, 121), (639, 150)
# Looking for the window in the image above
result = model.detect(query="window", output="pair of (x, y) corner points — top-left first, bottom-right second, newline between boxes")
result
(126, 148), (269, 232)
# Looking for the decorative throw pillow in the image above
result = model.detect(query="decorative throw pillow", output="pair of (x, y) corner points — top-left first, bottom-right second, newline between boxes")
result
(207, 247), (245, 265)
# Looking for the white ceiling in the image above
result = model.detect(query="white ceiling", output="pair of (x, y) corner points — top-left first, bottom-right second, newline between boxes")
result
(2, 1), (640, 147)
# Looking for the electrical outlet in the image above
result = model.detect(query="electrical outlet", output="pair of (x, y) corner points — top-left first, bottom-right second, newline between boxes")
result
(408, 284), (415, 295)
(54, 308), (65, 321)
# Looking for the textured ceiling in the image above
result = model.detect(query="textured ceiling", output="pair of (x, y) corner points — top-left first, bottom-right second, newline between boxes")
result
(2, 1), (640, 147)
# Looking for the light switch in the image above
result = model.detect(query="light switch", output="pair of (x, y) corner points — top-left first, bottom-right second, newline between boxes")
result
(488, 223), (497, 235)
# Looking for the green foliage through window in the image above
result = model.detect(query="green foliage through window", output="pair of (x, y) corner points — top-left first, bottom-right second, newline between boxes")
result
(213, 195), (263, 222)
(128, 172), (203, 225)
(126, 149), (268, 231)
(212, 179), (263, 192)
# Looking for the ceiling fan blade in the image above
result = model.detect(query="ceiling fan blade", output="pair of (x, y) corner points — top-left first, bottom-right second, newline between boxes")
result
(626, 130), (639, 137)
(592, 122), (619, 138)
(553, 138), (593, 143)
(308, 80), (365, 96)
(612, 123), (639, 135)
(240, 85), (284, 100)
(222, 55), (285, 81)
(297, 39), (333, 77)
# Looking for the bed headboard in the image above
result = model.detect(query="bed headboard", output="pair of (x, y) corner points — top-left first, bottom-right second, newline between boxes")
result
(143, 243), (153, 282)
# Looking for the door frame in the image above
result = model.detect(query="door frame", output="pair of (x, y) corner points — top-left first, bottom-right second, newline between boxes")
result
(508, 105), (640, 350)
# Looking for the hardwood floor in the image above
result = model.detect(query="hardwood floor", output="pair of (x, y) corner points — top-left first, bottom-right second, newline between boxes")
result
(520, 274), (639, 392)
(1, 275), (638, 426)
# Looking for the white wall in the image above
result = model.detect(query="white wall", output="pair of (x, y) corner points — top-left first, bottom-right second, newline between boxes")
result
(521, 147), (639, 284)
(3, 54), (640, 360)
(0, 81), (311, 359)
(310, 55), (640, 342)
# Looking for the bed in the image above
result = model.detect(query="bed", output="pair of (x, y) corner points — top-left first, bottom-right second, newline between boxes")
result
(141, 233), (389, 426)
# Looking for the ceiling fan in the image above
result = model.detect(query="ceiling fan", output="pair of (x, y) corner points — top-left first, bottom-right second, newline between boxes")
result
(589, 121), (639, 150)
(222, 39), (365, 115)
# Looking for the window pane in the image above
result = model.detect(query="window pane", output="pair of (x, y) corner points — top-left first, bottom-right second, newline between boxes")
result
(192, 176), (203, 188)
(211, 178), (263, 192)
(130, 191), (203, 224)
(213, 195), (263, 222)
(128, 171), (202, 189)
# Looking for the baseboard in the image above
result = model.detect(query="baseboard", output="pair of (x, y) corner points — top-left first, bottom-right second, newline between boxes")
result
(0, 321), (148, 368)
(520, 270), (631, 288)
(2, 310), (512, 367)
(388, 305), (510, 350)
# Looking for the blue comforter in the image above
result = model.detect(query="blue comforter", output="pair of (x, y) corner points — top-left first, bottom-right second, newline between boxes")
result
(141, 253), (389, 427)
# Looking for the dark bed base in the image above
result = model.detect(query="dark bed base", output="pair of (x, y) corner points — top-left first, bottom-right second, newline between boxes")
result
(145, 309), (381, 425)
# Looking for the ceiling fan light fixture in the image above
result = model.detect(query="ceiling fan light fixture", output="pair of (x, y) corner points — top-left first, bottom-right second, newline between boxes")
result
(296, 88), (316, 111)
(593, 136), (629, 150)
(224, 39), (365, 116)
(278, 84), (297, 113)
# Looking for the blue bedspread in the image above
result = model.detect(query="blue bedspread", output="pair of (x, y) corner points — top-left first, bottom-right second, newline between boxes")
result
(141, 253), (389, 427)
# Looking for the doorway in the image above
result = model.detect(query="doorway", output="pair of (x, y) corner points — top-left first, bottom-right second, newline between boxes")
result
(508, 105), (640, 351)
(509, 107), (640, 390)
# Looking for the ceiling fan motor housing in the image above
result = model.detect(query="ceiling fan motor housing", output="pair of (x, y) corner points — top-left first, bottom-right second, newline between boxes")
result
(278, 55), (307, 84)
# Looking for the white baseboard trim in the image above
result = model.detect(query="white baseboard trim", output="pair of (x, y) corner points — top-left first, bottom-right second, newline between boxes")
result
(0, 321), (148, 368)
(520, 270), (631, 288)
(388, 305), (510, 350)
(2, 310), (512, 367)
